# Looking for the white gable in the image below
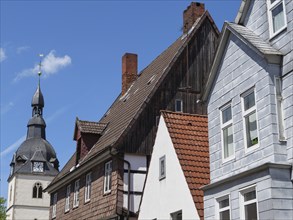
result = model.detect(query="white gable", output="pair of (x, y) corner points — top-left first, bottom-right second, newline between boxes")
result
(138, 116), (200, 220)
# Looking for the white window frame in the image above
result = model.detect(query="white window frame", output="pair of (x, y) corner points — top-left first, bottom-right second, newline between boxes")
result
(220, 103), (235, 162)
(73, 179), (80, 208)
(159, 155), (166, 180)
(239, 185), (259, 220)
(241, 88), (259, 153)
(104, 161), (112, 194)
(85, 172), (92, 202)
(267, 0), (287, 38)
(65, 184), (70, 212)
(175, 99), (183, 112)
(52, 193), (57, 219)
(275, 77), (286, 141)
(215, 194), (231, 220)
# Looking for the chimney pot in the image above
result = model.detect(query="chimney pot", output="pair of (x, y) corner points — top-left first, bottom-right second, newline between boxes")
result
(183, 2), (205, 34)
(122, 53), (138, 95)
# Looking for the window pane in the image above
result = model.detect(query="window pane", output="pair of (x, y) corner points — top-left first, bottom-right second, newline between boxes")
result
(176, 100), (182, 112)
(223, 125), (233, 158)
(222, 106), (232, 123)
(244, 190), (256, 201)
(244, 92), (255, 111)
(219, 198), (229, 208)
(270, 0), (277, 4)
(220, 210), (230, 220)
(38, 186), (43, 198)
(33, 186), (37, 198)
(245, 203), (258, 220)
(245, 112), (258, 147)
(272, 3), (285, 33)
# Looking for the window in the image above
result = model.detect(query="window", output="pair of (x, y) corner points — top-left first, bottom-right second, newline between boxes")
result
(175, 99), (183, 112)
(242, 89), (259, 150)
(33, 161), (44, 172)
(65, 185), (70, 212)
(32, 182), (43, 199)
(267, 0), (287, 37)
(217, 195), (230, 220)
(52, 193), (57, 219)
(221, 104), (234, 160)
(240, 186), (258, 220)
(159, 156), (166, 180)
(73, 179), (80, 208)
(171, 210), (182, 220)
(104, 161), (112, 193)
(85, 172), (92, 202)
(275, 77), (286, 141)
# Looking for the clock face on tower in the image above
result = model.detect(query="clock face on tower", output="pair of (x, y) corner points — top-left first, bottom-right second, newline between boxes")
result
(33, 162), (44, 172)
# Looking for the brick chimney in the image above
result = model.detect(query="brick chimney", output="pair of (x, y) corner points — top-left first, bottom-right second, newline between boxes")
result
(183, 2), (205, 34)
(122, 53), (138, 95)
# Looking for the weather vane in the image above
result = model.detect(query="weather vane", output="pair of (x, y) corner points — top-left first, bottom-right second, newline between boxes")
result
(38, 54), (44, 86)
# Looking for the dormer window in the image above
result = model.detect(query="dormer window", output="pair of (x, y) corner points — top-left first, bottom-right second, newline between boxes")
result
(33, 161), (44, 172)
(267, 0), (287, 38)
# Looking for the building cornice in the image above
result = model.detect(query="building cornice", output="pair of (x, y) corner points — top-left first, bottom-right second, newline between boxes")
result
(201, 162), (292, 191)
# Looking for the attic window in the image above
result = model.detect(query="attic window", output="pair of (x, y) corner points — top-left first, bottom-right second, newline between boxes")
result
(147, 75), (156, 85)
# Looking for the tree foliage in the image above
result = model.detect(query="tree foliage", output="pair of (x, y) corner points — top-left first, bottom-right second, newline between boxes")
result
(0, 197), (6, 220)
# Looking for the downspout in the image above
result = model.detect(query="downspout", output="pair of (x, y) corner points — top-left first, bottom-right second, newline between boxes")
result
(110, 148), (131, 220)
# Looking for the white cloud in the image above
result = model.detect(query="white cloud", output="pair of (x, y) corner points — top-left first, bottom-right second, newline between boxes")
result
(13, 50), (72, 82)
(16, 46), (30, 54)
(0, 48), (7, 62)
(0, 102), (14, 115)
(0, 135), (26, 157)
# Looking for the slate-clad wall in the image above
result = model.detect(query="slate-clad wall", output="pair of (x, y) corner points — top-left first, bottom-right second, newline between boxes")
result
(243, 0), (293, 75)
(208, 33), (286, 183)
(242, 0), (293, 163)
(204, 166), (293, 220)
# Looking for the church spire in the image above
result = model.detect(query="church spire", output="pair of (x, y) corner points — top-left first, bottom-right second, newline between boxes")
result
(27, 54), (46, 139)
(31, 54), (44, 117)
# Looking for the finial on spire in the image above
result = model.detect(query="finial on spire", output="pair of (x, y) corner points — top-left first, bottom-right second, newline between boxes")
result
(38, 54), (44, 86)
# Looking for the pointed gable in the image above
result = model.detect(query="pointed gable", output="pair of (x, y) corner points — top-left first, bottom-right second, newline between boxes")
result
(162, 111), (209, 219)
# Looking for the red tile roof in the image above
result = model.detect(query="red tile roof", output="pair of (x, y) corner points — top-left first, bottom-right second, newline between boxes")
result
(162, 111), (209, 220)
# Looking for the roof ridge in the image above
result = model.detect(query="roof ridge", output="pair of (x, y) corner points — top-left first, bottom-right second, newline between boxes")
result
(161, 110), (208, 118)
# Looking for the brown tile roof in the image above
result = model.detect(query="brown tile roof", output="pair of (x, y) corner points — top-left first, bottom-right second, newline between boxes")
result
(76, 118), (108, 135)
(49, 11), (216, 188)
(162, 111), (209, 220)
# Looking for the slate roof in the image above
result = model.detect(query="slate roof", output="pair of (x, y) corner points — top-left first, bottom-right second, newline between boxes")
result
(162, 111), (209, 219)
(227, 22), (282, 56)
(76, 118), (108, 135)
(49, 11), (217, 187)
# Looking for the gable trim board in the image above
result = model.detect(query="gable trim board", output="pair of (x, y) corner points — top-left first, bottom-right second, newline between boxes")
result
(202, 22), (283, 102)
(47, 10), (219, 191)
(235, 0), (252, 24)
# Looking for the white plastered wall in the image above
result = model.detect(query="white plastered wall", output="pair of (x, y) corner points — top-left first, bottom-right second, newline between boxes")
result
(139, 116), (200, 219)
(6, 174), (54, 220)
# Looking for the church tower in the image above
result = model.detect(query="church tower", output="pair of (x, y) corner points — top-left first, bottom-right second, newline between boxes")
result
(6, 73), (59, 220)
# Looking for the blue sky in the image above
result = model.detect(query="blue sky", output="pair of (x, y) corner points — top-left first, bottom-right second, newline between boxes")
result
(0, 0), (241, 200)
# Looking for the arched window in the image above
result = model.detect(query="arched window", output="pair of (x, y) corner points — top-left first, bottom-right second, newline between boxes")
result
(32, 182), (43, 199)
